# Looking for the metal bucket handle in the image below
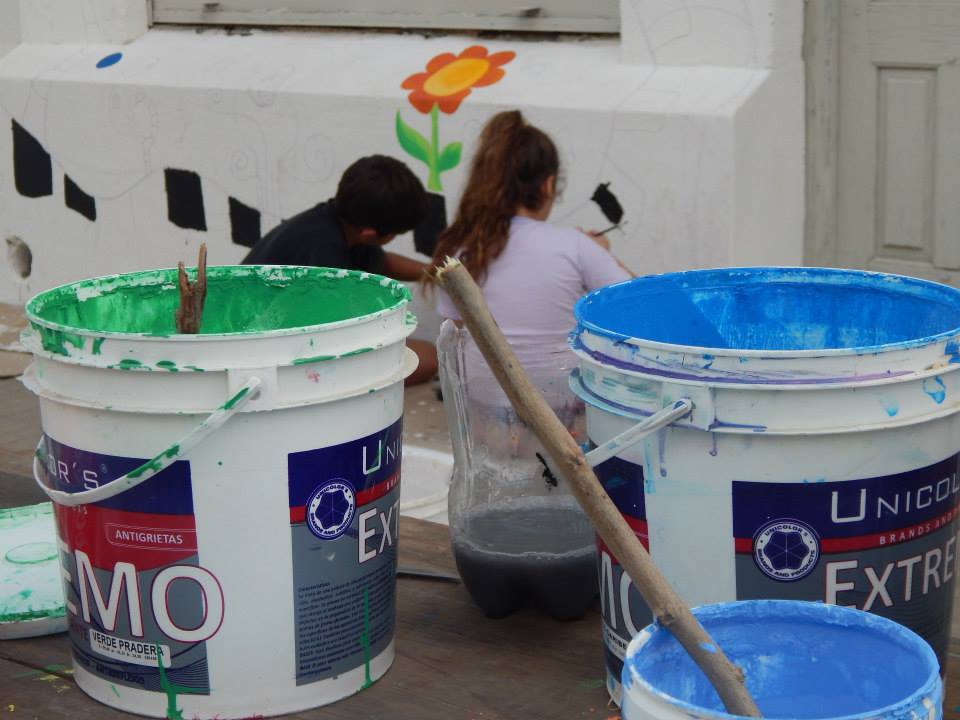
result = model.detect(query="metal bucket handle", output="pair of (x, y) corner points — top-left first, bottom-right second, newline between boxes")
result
(32, 377), (262, 507)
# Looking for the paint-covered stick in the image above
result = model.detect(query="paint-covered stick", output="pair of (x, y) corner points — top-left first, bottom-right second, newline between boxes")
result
(434, 257), (762, 718)
(175, 243), (208, 334)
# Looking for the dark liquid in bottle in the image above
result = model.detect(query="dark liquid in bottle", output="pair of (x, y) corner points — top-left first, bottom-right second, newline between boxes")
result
(452, 497), (598, 621)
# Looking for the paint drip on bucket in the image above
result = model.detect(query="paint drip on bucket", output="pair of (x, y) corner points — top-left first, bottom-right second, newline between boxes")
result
(570, 267), (960, 703)
(22, 266), (418, 718)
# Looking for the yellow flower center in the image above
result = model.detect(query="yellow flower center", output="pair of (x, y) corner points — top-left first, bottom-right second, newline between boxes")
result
(423, 58), (490, 97)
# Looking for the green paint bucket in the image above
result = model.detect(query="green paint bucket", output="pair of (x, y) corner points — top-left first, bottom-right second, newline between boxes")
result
(22, 265), (417, 718)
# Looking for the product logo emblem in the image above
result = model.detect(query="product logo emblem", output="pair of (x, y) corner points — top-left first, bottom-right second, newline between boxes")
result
(305, 480), (356, 540)
(753, 519), (819, 582)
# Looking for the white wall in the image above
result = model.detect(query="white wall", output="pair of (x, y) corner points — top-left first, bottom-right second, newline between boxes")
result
(0, 0), (804, 342)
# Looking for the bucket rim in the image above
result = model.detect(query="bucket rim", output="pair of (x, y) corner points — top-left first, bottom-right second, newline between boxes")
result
(623, 599), (941, 720)
(24, 264), (412, 341)
(574, 266), (960, 357)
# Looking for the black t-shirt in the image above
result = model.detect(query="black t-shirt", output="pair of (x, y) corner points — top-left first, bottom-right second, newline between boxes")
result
(242, 200), (386, 274)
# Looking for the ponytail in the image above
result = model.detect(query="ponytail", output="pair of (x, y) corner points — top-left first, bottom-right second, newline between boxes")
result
(429, 110), (559, 285)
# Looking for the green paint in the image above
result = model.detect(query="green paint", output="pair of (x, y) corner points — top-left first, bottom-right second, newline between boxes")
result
(91, 337), (105, 355)
(217, 461), (223, 466)
(164, 444), (180, 459)
(110, 684), (121, 698)
(221, 386), (249, 410)
(110, 358), (146, 371)
(292, 354), (335, 365)
(183, 365), (206, 372)
(341, 347), (373, 358)
(5, 542), (57, 564)
(27, 266), (410, 338)
(361, 587), (372, 690)
(126, 457), (163, 480)
(156, 360), (179, 372)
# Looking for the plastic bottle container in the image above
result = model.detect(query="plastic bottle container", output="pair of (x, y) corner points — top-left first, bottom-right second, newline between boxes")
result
(437, 320), (597, 620)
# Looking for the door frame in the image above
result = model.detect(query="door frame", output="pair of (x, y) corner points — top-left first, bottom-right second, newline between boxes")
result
(804, 0), (840, 268)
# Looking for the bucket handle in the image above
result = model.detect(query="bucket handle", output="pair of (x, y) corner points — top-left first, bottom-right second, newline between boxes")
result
(584, 399), (693, 468)
(32, 377), (262, 507)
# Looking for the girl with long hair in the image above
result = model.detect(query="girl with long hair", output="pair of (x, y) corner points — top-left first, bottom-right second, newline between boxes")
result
(430, 110), (630, 354)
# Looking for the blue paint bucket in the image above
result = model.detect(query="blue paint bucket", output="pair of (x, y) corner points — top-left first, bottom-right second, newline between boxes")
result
(621, 600), (942, 720)
(569, 268), (960, 702)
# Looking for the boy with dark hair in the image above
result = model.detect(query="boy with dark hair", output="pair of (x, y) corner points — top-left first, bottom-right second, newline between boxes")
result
(243, 155), (437, 383)
(244, 155), (429, 280)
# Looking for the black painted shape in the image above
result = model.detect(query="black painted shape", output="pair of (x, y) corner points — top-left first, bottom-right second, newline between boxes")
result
(64, 175), (97, 221)
(229, 197), (261, 248)
(414, 192), (447, 257)
(12, 120), (52, 198)
(164, 168), (207, 231)
(591, 182), (624, 225)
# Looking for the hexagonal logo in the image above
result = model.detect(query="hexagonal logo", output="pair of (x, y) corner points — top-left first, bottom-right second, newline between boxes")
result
(753, 519), (820, 582)
(305, 480), (356, 540)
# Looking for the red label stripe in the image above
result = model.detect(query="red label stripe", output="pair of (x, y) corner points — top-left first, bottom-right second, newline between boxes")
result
(734, 506), (960, 554)
(289, 471), (400, 524)
(597, 516), (649, 562)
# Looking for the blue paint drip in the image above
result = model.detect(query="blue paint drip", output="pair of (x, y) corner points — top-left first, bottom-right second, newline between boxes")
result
(574, 267), (960, 353)
(881, 398), (899, 417)
(625, 600), (940, 720)
(946, 340), (960, 363)
(96, 52), (123, 69)
(923, 377), (947, 404)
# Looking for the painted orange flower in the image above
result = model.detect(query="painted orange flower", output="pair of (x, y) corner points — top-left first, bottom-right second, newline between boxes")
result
(402, 45), (516, 114)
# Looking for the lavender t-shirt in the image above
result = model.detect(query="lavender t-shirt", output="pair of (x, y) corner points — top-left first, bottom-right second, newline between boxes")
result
(436, 216), (630, 350)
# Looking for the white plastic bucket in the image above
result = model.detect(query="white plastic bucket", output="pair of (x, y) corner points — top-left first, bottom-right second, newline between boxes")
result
(569, 267), (960, 703)
(622, 600), (942, 720)
(21, 265), (417, 718)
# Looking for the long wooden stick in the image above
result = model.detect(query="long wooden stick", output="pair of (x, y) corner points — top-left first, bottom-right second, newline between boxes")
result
(175, 243), (208, 334)
(435, 258), (761, 717)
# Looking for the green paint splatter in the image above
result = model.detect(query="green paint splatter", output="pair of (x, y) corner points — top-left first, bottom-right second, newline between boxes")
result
(341, 347), (373, 358)
(577, 678), (605, 689)
(91, 337), (105, 355)
(183, 365), (205, 372)
(164, 444), (180, 458)
(26, 266), (410, 337)
(156, 360), (179, 372)
(156, 643), (204, 720)
(110, 684), (121, 698)
(292, 354), (335, 365)
(221, 386), (249, 410)
(360, 588), (372, 690)
(217, 461), (223, 466)
(109, 358), (146, 371)
(5, 542), (57, 564)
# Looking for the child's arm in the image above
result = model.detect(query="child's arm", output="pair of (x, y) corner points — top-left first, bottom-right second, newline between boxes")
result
(382, 251), (430, 281)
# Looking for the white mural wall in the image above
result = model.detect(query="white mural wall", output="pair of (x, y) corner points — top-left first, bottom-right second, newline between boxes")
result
(0, 0), (803, 344)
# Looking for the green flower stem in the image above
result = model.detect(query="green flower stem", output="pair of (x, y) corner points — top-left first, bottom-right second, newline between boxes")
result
(427, 104), (442, 192)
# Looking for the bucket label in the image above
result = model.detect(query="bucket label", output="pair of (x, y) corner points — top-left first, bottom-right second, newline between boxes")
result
(41, 435), (215, 695)
(593, 454), (653, 682)
(288, 418), (402, 686)
(734, 453), (960, 667)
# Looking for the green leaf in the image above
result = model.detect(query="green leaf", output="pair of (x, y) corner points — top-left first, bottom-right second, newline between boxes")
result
(437, 141), (462, 173)
(395, 111), (430, 164)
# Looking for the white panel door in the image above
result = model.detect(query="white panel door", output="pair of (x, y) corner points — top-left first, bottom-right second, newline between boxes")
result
(834, 0), (960, 284)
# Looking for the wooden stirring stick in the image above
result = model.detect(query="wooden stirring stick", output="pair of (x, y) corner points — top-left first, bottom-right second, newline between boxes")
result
(435, 257), (761, 717)
(175, 243), (208, 334)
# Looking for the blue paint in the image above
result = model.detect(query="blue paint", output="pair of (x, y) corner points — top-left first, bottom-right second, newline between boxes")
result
(923, 377), (947, 404)
(96, 52), (123, 69)
(575, 268), (960, 352)
(624, 600), (940, 720)
(881, 398), (899, 417)
(699, 642), (716, 654)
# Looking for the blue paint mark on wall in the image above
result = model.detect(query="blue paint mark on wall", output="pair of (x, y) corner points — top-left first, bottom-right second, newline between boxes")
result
(574, 268), (960, 352)
(96, 52), (123, 69)
(923, 377), (947, 404)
